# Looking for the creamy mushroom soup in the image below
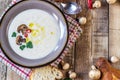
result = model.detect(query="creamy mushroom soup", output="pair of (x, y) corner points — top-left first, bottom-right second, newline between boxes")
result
(8, 9), (60, 59)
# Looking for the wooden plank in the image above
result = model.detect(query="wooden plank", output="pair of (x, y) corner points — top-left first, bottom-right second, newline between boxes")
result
(75, 0), (92, 80)
(91, 0), (109, 60)
(0, 0), (12, 16)
(75, 0), (108, 79)
(109, 2), (120, 69)
(0, 62), (7, 80)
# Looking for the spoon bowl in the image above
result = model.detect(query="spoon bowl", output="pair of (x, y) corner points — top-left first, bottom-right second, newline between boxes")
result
(60, 2), (82, 15)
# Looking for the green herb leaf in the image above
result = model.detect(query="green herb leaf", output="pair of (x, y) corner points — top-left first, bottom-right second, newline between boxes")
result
(12, 32), (17, 37)
(26, 41), (33, 48)
(20, 45), (26, 50)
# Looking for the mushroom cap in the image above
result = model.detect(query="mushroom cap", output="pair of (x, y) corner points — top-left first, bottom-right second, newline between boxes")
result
(89, 69), (101, 80)
(93, 0), (101, 8)
(16, 35), (22, 45)
(69, 72), (77, 79)
(111, 56), (119, 63)
(79, 17), (87, 25)
(17, 24), (28, 34)
(106, 0), (117, 4)
(63, 63), (70, 70)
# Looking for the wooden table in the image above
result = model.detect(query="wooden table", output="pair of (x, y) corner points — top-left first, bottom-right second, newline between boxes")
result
(0, 0), (120, 80)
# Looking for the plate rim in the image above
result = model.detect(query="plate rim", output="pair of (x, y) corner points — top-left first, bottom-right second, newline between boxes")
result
(0, 0), (69, 68)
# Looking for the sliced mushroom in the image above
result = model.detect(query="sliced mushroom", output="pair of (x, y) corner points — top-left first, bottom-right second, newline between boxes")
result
(16, 35), (22, 45)
(17, 24), (28, 34)
(21, 38), (26, 43)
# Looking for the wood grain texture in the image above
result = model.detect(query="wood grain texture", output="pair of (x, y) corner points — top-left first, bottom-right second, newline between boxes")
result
(91, 0), (109, 60)
(109, 1), (120, 69)
(75, 0), (92, 80)
(75, 0), (109, 79)
(0, 62), (7, 80)
(0, 0), (11, 16)
(1, 0), (120, 80)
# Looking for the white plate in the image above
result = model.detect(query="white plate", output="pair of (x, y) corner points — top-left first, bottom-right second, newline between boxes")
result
(0, 0), (68, 67)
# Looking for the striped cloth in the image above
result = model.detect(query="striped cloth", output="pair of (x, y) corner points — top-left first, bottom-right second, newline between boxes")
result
(0, 0), (82, 80)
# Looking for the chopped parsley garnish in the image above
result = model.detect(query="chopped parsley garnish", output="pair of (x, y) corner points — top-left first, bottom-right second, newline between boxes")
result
(12, 32), (17, 37)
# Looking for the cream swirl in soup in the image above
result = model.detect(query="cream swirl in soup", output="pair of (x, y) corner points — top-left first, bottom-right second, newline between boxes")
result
(8, 9), (60, 59)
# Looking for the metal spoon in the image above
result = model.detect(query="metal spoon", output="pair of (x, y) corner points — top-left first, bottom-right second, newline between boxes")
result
(60, 2), (82, 15)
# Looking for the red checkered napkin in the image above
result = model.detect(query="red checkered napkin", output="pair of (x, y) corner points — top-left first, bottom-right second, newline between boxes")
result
(0, 0), (82, 80)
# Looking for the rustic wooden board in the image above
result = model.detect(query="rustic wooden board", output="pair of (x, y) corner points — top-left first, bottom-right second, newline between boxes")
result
(0, 62), (7, 80)
(109, 2), (120, 69)
(1, 0), (120, 80)
(75, 0), (109, 80)
(0, 0), (11, 16)
(75, 0), (92, 80)
(91, 0), (109, 59)
(91, 0), (109, 68)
